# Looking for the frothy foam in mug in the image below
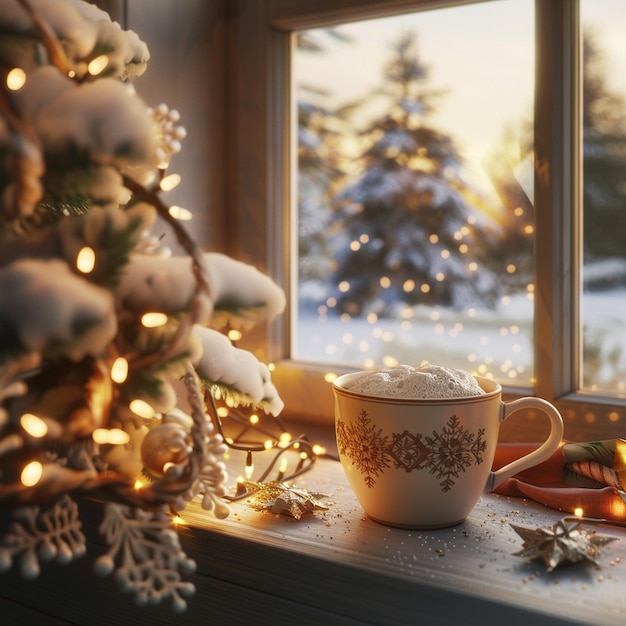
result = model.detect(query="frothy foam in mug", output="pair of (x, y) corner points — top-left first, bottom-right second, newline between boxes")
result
(346, 364), (485, 399)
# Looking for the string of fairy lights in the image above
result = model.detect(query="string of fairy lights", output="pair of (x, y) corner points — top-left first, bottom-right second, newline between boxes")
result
(204, 390), (327, 501)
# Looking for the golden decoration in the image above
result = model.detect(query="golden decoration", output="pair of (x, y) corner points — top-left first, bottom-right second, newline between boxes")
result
(239, 480), (330, 520)
(511, 519), (616, 571)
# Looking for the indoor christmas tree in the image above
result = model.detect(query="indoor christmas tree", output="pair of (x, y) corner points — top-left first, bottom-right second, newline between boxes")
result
(0, 0), (285, 611)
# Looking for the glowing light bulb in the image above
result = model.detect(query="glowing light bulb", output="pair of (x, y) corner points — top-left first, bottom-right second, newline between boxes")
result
(168, 205), (193, 221)
(20, 413), (48, 438)
(249, 413), (259, 425)
(324, 372), (337, 383)
(159, 173), (181, 191)
(92, 428), (130, 445)
(276, 456), (289, 480)
(574, 507), (584, 518)
(111, 357), (129, 384)
(141, 312), (168, 328)
(76, 246), (96, 273)
(245, 450), (254, 480)
(21, 461), (43, 487)
(312, 444), (326, 456)
(227, 329), (242, 342)
(6, 67), (26, 90)
(92, 429), (108, 444)
(87, 55), (109, 76)
(129, 399), (156, 419)
(107, 429), (130, 445)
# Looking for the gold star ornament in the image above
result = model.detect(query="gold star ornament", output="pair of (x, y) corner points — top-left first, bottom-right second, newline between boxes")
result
(510, 519), (616, 571)
(241, 481), (330, 520)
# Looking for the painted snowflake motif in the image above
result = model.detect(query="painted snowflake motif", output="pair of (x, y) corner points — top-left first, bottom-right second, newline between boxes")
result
(339, 412), (486, 491)
(337, 410), (390, 487)
(421, 415), (486, 492)
(387, 430), (427, 472)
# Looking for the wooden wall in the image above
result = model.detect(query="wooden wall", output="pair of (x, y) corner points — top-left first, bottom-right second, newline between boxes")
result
(97, 0), (228, 254)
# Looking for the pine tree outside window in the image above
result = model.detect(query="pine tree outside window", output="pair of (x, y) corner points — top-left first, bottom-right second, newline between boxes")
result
(228, 0), (626, 442)
(293, 2), (535, 387)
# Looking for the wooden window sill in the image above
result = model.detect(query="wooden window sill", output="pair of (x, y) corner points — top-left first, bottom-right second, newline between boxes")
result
(180, 455), (626, 626)
(2, 455), (625, 625)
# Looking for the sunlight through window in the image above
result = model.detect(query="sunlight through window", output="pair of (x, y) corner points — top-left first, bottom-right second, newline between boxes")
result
(292, 0), (535, 386)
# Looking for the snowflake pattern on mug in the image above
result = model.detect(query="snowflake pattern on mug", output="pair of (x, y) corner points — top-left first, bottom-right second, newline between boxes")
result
(336, 411), (487, 492)
(336, 410), (391, 487)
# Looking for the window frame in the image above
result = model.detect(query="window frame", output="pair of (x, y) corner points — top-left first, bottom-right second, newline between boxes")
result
(226, 0), (626, 439)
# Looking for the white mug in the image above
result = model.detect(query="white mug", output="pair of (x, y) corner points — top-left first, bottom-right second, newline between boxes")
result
(333, 372), (564, 529)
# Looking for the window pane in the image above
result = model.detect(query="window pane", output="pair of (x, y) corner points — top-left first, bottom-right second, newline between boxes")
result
(292, 0), (535, 386)
(581, 1), (626, 395)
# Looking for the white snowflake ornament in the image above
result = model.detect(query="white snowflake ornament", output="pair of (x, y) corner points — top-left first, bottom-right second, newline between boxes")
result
(95, 503), (196, 612)
(0, 495), (86, 580)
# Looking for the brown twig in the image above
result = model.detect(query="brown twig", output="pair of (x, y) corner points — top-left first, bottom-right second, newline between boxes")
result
(17, 0), (72, 75)
(0, 84), (44, 223)
(121, 173), (213, 371)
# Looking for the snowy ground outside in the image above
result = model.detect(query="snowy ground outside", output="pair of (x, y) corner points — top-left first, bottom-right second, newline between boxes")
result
(295, 290), (626, 393)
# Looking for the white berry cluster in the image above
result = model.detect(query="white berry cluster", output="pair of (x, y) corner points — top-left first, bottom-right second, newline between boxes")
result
(149, 104), (187, 169)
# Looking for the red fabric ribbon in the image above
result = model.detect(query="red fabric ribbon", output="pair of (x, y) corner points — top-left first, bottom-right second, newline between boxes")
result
(492, 443), (626, 522)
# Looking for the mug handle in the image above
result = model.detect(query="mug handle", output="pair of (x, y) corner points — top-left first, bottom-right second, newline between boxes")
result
(485, 397), (564, 492)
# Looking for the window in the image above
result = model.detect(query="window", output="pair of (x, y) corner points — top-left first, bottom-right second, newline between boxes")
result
(292, 1), (535, 387)
(580, 0), (626, 395)
(228, 0), (626, 439)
